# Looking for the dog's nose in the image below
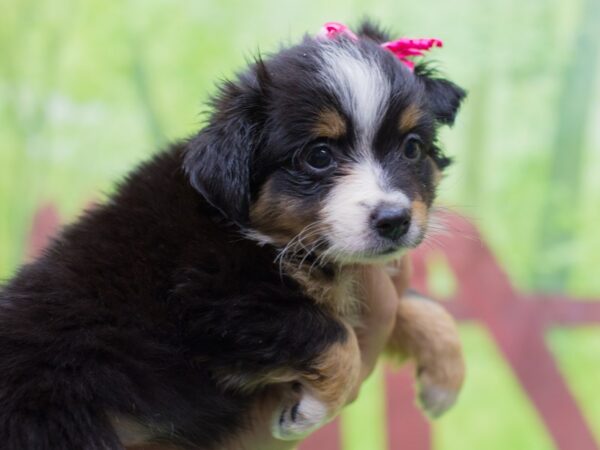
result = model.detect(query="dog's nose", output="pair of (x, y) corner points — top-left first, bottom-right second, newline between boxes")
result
(371, 206), (412, 241)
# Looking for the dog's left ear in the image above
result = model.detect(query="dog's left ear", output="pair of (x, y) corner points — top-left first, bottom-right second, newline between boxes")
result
(184, 61), (269, 224)
(420, 75), (466, 126)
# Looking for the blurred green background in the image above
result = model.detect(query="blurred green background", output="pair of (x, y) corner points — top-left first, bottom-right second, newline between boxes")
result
(1, 0), (599, 449)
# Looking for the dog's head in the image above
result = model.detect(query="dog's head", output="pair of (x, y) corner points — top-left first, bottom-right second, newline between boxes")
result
(185, 21), (465, 265)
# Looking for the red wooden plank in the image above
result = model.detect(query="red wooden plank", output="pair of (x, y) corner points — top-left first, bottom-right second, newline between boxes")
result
(299, 419), (342, 450)
(428, 297), (600, 326)
(533, 296), (600, 325)
(25, 203), (60, 262)
(442, 301), (473, 321)
(385, 366), (431, 450)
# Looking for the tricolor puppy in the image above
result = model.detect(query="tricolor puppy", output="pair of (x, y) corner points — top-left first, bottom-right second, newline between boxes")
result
(0, 20), (465, 450)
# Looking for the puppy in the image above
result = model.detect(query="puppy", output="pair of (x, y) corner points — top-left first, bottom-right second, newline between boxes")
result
(0, 20), (465, 449)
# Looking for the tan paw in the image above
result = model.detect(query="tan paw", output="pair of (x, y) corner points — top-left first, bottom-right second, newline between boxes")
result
(388, 291), (466, 418)
(416, 347), (465, 418)
(418, 373), (460, 418)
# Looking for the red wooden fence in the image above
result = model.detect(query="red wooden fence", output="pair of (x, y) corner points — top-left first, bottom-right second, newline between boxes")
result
(24, 205), (599, 450)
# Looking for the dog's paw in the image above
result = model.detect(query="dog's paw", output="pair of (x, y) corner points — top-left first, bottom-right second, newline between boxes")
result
(416, 363), (463, 418)
(271, 389), (329, 440)
(418, 377), (459, 418)
(390, 293), (465, 418)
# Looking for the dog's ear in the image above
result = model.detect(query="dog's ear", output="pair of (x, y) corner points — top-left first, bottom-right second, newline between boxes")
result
(355, 18), (392, 43)
(184, 60), (269, 224)
(417, 70), (466, 126)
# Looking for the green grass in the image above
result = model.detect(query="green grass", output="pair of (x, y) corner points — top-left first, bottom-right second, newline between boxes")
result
(433, 325), (556, 450)
(340, 325), (561, 450)
(342, 365), (388, 450)
(548, 327), (600, 444)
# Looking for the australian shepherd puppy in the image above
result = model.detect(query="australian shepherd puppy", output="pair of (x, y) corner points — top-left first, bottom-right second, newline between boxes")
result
(0, 20), (465, 450)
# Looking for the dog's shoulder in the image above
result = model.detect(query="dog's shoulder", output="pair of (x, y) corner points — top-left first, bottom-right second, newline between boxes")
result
(2, 143), (277, 314)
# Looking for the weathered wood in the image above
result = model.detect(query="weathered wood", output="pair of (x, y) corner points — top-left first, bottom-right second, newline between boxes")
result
(25, 203), (60, 262)
(385, 367), (431, 450)
(299, 420), (342, 450)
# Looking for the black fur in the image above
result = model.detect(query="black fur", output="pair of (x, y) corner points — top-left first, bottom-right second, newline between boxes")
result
(355, 18), (393, 43)
(0, 148), (347, 449)
(0, 20), (464, 450)
(415, 64), (466, 126)
(184, 60), (271, 225)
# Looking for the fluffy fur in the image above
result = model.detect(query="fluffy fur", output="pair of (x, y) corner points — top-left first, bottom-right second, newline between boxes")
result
(0, 20), (465, 450)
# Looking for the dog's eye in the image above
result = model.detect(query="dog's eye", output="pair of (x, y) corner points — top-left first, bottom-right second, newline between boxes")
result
(401, 135), (423, 161)
(305, 143), (334, 171)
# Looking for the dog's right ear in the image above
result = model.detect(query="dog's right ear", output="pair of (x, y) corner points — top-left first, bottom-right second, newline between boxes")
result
(415, 65), (466, 126)
(184, 60), (269, 225)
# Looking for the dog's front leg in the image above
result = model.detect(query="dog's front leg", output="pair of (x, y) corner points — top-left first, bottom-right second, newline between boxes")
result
(271, 321), (361, 440)
(181, 287), (361, 441)
(386, 290), (465, 417)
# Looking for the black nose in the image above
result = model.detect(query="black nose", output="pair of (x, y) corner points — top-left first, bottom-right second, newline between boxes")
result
(371, 206), (412, 241)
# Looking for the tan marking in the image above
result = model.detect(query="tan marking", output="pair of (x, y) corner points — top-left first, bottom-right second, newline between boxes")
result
(399, 103), (424, 132)
(312, 109), (347, 139)
(301, 322), (361, 410)
(125, 444), (182, 450)
(429, 157), (443, 186)
(284, 263), (361, 322)
(213, 365), (300, 394)
(250, 178), (322, 247)
(111, 415), (155, 448)
(411, 198), (429, 230)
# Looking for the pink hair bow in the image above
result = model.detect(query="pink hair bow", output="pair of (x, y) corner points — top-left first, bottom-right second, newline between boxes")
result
(318, 21), (443, 72)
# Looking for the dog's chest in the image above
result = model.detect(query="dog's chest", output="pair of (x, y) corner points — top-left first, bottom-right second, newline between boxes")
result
(285, 264), (363, 325)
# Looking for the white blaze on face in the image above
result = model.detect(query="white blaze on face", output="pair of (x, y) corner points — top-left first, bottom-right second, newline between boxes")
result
(321, 158), (411, 257)
(319, 42), (391, 148)
(317, 42), (426, 260)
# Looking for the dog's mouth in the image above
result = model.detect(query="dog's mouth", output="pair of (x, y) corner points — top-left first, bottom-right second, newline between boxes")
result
(266, 223), (427, 268)
(325, 243), (408, 264)
(315, 224), (427, 265)
(247, 207), (428, 268)
(306, 234), (424, 266)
